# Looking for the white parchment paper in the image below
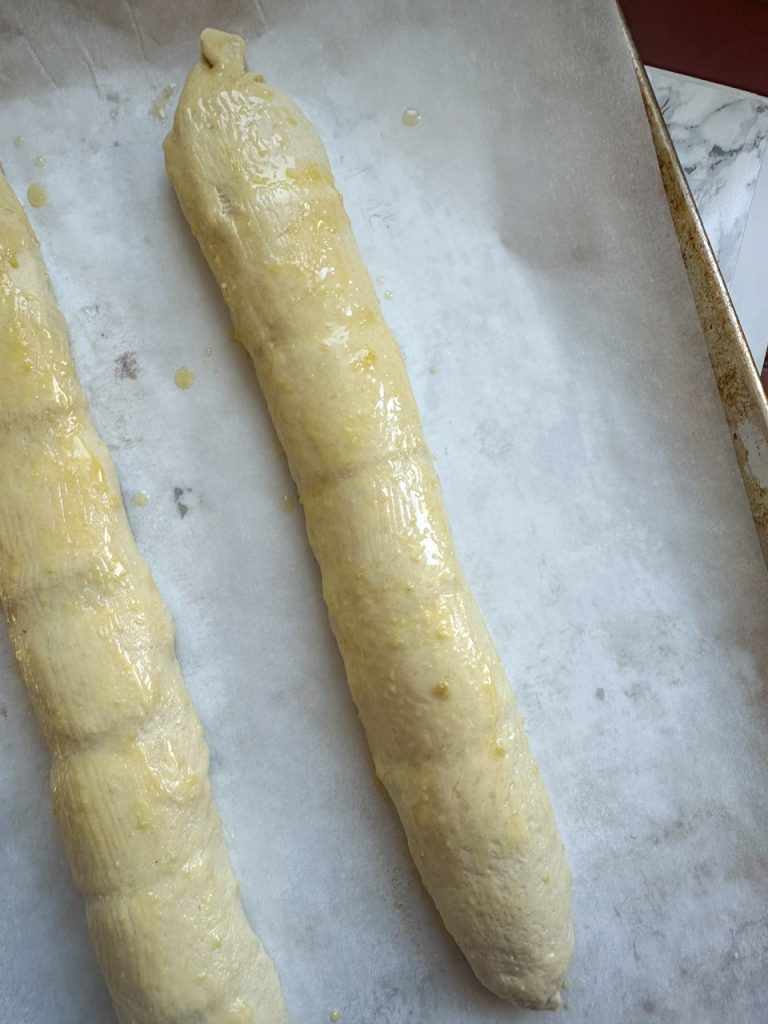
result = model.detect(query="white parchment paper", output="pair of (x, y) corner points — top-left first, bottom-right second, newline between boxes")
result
(1, 2), (767, 1022)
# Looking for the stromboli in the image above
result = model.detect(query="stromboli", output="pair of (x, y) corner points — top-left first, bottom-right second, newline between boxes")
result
(164, 28), (573, 1010)
(0, 167), (288, 1024)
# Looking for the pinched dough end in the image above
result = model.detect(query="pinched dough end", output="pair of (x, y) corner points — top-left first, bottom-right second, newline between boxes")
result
(201, 28), (249, 75)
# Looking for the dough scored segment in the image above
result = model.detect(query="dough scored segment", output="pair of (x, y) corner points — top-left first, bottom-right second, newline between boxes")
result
(165, 29), (574, 1010)
(0, 171), (288, 1024)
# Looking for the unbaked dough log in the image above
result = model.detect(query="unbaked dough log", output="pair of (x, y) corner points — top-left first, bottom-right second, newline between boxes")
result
(0, 170), (288, 1024)
(165, 29), (573, 1010)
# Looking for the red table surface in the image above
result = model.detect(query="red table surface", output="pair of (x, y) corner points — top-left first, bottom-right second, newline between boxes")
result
(619, 0), (768, 98)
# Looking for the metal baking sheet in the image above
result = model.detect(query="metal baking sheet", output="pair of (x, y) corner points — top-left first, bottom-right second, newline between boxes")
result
(1, 2), (767, 1022)
(627, 35), (768, 572)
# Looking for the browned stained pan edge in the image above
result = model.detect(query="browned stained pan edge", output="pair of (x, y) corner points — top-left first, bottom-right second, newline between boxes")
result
(619, 12), (768, 569)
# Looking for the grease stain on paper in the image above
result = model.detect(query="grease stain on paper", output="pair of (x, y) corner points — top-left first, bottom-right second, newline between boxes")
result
(174, 367), (195, 389)
(26, 184), (47, 208)
(150, 84), (176, 123)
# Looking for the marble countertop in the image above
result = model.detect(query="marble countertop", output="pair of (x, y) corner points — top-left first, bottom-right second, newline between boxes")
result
(648, 67), (768, 369)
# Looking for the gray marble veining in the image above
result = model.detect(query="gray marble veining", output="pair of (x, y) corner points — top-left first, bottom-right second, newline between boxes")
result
(647, 66), (768, 286)
(730, 149), (768, 368)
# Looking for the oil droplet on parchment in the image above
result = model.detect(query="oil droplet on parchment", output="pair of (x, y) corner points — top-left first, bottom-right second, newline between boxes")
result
(330, 1012), (341, 1023)
(402, 108), (421, 126)
(34, 155), (45, 167)
(27, 184), (47, 208)
(203, 346), (213, 358)
(281, 494), (296, 512)
(13, 136), (23, 147)
(149, 84), (176, 123)
(376, 275), (385, 285)
(174, 367), (196, 389)
(383, 289), (393, 300)
(132, 491), (150, 507)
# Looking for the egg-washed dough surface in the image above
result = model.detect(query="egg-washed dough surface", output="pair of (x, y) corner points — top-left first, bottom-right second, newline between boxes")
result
(164, 27), (573, 1009)
(0, 170), (288, 1024)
